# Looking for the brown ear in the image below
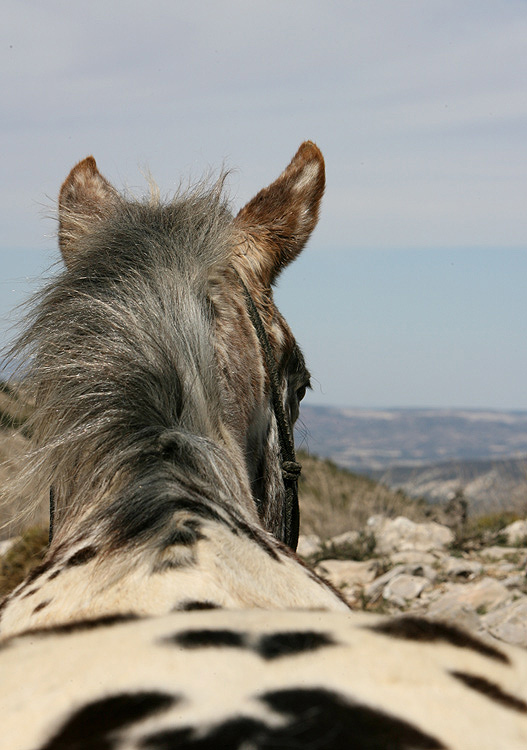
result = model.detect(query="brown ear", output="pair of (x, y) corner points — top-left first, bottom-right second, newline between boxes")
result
(234, 141), (325, 286)
(58, 157), (118, 267)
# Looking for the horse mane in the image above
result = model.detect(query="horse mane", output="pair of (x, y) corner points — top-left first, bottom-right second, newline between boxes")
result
(3, 177), (254, 540)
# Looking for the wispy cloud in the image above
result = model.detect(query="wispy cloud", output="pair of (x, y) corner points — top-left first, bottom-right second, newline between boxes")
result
(2, 1), (527, 250)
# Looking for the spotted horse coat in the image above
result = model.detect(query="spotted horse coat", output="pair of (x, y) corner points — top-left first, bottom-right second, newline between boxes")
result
(1, 144), (526, 750)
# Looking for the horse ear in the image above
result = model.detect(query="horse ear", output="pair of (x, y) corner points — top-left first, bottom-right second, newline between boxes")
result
(234, 141), (325, 286)
(59, 157), (118, 267)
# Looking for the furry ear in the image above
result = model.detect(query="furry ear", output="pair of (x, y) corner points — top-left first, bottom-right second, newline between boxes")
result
(58, 157), (118, 267)
(234, 141), (325, 286)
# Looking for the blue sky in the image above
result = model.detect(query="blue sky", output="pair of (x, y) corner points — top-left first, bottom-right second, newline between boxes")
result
(2, 1), (527, 408)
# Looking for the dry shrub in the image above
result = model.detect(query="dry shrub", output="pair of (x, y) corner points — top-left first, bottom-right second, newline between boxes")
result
(0, 526), (48, 598)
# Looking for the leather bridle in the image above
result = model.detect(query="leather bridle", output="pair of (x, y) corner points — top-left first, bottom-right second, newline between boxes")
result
(236, 273), (301, 551)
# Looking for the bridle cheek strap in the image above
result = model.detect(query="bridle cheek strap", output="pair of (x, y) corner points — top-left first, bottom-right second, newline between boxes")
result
(235, 272), (301, 551)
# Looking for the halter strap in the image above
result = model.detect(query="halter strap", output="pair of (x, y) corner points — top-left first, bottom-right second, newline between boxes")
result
(235, 272), (301, 551)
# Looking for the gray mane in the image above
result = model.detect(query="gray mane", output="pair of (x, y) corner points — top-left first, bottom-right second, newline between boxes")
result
(6, 180), (255, 542)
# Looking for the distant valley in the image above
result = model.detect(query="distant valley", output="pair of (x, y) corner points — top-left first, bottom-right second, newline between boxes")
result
(296, 405), (527, 510)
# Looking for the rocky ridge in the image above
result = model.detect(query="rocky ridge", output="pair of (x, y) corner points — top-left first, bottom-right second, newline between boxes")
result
(298, 516), (527, 649)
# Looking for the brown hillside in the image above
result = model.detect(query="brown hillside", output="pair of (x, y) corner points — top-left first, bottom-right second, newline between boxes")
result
(298, 450), (430, 538)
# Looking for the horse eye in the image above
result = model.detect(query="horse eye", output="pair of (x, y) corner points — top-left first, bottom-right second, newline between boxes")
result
(296, 382), (308, 403)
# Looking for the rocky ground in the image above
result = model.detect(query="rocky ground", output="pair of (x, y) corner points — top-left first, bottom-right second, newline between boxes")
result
(298, 516), (527, 649)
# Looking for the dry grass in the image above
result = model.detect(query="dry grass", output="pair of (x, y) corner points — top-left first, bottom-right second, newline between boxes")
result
(0, 526), (48, 598)
(0, 430), (48, 539)
(298, 450), (430, 539)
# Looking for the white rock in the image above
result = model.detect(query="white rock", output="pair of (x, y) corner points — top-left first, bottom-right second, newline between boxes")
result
(426, 595), (478, 632)
(390, 551), (439, 566)
(481, 597), (527, 648)
(503, 574), (527, 589)
(367, 515), (454, 555)
(428, 578), (512, 624)
(503, 519), (527, 546)
(444, 557), (483, 580)
(328, 530), (360, 550)
(378, 560), (438, 583)
(364, 565), (407, 600)
(489, 563), (517, 575)
(404, 563), (438, 582)
(315, 559), (378, 588)
(383, 574), (430, 605)
(480, 546), (527, 562)
(296, 534), (322, 558)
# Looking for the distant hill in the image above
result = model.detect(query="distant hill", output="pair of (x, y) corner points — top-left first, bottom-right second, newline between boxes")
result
(297, 405), (527, 469)
(297, 405), (527, 512)
(369, 457), (527, 512)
